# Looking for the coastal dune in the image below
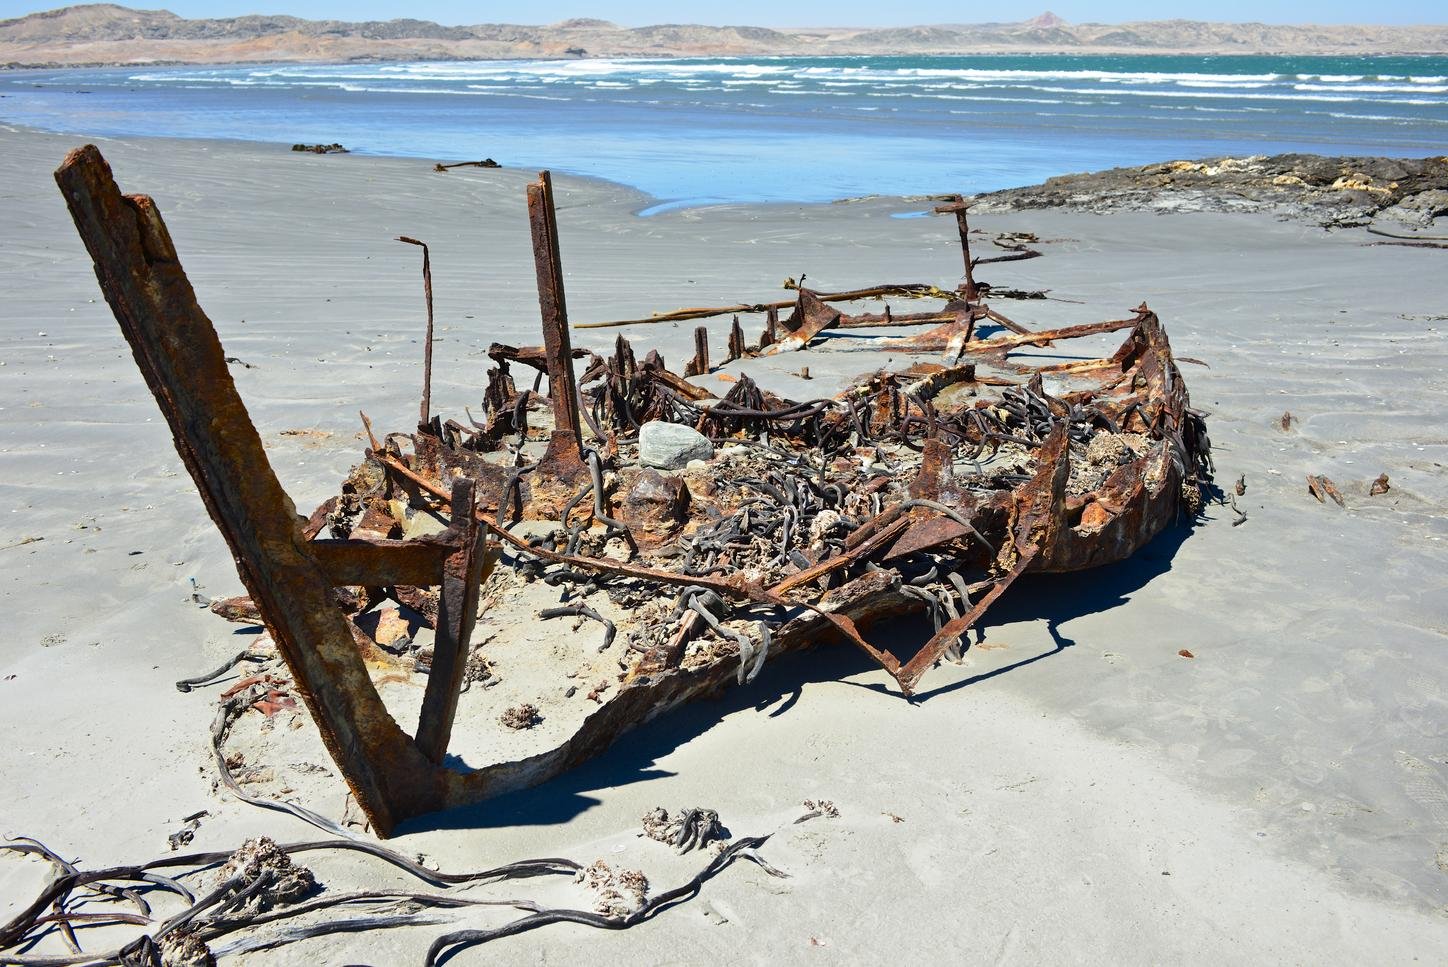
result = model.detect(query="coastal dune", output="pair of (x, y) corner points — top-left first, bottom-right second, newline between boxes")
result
(1, 126), (1448, 960)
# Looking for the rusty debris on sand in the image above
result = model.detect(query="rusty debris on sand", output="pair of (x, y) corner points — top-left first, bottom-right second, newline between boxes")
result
(58, 144), (1212, 837)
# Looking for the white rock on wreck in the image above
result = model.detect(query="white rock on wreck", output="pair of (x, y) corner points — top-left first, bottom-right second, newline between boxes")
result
(638, 421), (714, 470)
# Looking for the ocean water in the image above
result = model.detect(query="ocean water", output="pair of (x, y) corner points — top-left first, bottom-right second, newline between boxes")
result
(3, 54), (1445, 211)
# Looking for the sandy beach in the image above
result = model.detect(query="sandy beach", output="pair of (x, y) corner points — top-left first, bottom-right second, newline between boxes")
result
(2, 123), (1448, 962)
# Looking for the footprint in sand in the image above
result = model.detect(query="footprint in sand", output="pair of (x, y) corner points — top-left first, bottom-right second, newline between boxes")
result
(1395, 751), (1448, 829)
(1400, 672), (1441, 713)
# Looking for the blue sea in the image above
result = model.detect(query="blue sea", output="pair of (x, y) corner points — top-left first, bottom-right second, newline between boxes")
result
(2, 54), (1445, 211)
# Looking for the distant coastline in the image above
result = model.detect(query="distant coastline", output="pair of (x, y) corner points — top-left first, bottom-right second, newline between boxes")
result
(2, 4), (1447, 68)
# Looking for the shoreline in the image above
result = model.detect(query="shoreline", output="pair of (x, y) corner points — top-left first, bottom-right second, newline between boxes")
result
(2, 125), (1448, 961)
(4, 119), (1445, 226)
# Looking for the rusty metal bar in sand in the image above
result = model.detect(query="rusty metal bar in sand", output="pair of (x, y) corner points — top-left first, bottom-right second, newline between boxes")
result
(396, 236), (435, 427)
(526, 170), (587, 481)
(573, 283), (960, 330)
(933, 194), (978, 301)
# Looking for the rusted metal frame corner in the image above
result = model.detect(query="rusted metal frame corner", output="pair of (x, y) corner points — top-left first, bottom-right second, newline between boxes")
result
(56, 145), (495, 837)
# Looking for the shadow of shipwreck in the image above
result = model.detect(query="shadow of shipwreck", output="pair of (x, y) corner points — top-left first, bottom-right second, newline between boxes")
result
(401, 518), (1197, 835)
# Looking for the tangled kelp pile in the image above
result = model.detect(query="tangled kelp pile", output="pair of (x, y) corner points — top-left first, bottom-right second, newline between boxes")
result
(54, 145), (1210, 842)
(0, 812), (827, 964)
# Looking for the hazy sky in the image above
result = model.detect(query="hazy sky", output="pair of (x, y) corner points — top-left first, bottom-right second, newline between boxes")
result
(1, 1), (1443, 26)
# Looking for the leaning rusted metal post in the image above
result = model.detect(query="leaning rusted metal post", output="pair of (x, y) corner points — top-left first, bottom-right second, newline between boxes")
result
(526, 170), (587, 480)
(416, 478), (490, 763)
(54, 144), (433, 835)
(397, 236), (434, 427)
(934, 194), (978, 302)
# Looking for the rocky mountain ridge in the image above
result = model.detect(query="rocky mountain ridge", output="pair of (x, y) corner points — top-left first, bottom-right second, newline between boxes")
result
(3, 4), (1446, 66)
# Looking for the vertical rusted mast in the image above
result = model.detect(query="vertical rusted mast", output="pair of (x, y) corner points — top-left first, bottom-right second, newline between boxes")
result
(527, 171), (587, 481)
(934, 194), (978, 302)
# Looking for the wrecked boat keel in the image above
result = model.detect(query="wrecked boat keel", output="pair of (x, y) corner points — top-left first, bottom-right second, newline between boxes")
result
(59, 144), (1211, 837)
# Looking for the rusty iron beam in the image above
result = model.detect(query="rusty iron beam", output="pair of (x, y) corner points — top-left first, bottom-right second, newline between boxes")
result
(573, 283), (957, 330)
(759, 305), (778, 349)
(726, 315), (746, 362)
(526, 170), (587, 482)
(310, 538), (451, 587)
(862, 314), (1137, 355)
(640, 357), (717, 402)
(55, 144), (525, 837)
(56, 145), (441, 835)
(684, 325), (710, 376)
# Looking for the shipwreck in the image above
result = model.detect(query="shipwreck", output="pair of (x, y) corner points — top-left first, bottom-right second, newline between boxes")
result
(56, 144), (1212, 838)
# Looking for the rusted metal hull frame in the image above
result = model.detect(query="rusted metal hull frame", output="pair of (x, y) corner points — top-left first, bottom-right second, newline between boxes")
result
(61, 143), (1209, 836)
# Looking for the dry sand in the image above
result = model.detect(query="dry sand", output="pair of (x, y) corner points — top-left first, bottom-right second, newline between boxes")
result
(2, 124), (1447, 963)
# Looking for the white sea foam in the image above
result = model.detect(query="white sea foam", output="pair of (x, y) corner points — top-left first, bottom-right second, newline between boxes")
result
(111, 57), (1448, 144)
(1294, 82), (1448, 94)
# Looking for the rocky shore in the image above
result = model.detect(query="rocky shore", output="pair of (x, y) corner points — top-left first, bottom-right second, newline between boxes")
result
(972, 154), (1448, 229)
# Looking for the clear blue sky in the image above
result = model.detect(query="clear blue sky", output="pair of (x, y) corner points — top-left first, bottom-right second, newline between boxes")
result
(1, 1), (1442, 26)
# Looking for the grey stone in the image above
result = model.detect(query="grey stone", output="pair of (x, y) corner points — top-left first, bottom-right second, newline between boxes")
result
(401, 509), (449, 539)
(638, 421), (714, 470)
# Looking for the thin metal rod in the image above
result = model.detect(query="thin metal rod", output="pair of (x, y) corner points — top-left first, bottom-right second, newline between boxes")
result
(397, 236), (434, 426)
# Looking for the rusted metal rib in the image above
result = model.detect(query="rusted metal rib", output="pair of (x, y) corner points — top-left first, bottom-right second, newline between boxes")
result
(527, 171), (587, 482)
(416, 478), (492, 764)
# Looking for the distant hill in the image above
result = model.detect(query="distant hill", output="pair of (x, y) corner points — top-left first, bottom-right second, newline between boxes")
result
(2, 4), (1446, 66)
